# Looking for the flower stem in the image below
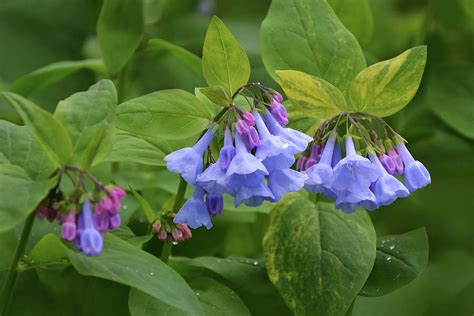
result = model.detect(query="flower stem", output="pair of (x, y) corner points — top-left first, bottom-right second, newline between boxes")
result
(160, 242), (173, 264)
(0, 212), (36, 315)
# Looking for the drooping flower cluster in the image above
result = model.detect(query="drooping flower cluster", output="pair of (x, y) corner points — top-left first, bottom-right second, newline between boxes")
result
(164, 84), (312, 229)
(152, 213), (192, 244)
(35, 166), (126, 256)
(298, 113), (431, 213)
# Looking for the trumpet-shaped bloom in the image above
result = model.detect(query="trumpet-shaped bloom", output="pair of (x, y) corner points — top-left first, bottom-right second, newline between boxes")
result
(331, 142), (341, 168)
(331, 137), (378, 194)
(335, 190), (377, 213)
(254, 112), (297, 172)
(304, 132), (337, 198)
(219, 127), (236, 171)
(396, 143), (431, 192)
(174, 186), (212, 229)
(80, 199), (103, 256)
(369, 153), (409, 206)
(206, 193), (224, 216)
(234, 182), (274, 207)
(224, 132), (268, 195)
(263, 112), (312, 152)
(164, 128), (215, 184)
(268, 168), (308, 201)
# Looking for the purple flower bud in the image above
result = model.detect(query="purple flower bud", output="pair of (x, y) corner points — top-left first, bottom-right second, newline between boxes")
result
(304, 144), (321, 170)
(158, 230), (168, 240)
(61, 211), (77, 241)
(273, 92), (283, 103)
(269, 101), (288, 126)
(94, 213), (110, 232)
(177, 224), (192, 240)
(387, 148), (404, 175)
(46, 205), (59, 222)
(109, 214), (121, 230)
(379, 154), (397, 174)
(171, 228), (183, 241)
(80, 199), (103, 256)
(244, 126), (261, 150)
(205, 193), (224, 216)
(99, 196), (113, 212)
(296, 156), (308, 171)
(35, 206), (48, 220)
(242, 112), (256, 127)
(109, 186), (126, 200)
(152, 221), (162, 233)
(236, 120), (250, 135)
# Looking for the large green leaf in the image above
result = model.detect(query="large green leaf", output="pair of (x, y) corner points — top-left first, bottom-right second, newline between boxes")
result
(10, 59), (105, 96)
(147, 39), (202, 75)
(0, 164), (52, 232)
(0, 92), (73, 166)
(428, 64), (474, 139)
(97, 0), (143, 75)
(260, 0), (366, 92)
(202, 16), (251, 96)
(54, 80), (118, 168)
(115, 89), (213, 140)
(0, 121), (55, 180)
(347, 46), (427, 117)
(170, 257), (291, 315)
(276, 70), (346, 133)
(129, 277), (251, 316)
(360, 228), (429, 297)
(328, 0), (374, 47)
(263, 194), (376, 315)
(30, 233), (203, 315)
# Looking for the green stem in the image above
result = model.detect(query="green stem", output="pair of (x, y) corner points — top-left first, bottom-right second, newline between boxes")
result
(160, 242), (173, 264)
(0, 212), (36, 315)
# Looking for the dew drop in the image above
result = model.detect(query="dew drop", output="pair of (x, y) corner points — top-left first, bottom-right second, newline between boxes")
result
(253, 261), (258, 266)
(171, 241), (179, 245)
(123, 205), (128, 209)
(196, 292), (200, 296)
(386, 255), (392, 262)
(150, 272), (155, 276)
(389, 245), (395, 250)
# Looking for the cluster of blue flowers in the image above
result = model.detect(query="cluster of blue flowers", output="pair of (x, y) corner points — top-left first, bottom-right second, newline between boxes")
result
(298, 113), (431, 213)
(164, 87), (312, 229)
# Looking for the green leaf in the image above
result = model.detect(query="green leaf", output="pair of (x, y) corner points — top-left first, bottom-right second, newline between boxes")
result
(347, 46), (427, 117)
(276, 70), (346, 133)
(360, 228), (429, 297)
(199, 86), (231, 107)
(115, 89), (213, 140)
(130, 186), (156, 223)
(260, 0), (366, 92)
(170, 256), (291, 316)
(0, 92), (73, 166)
(147, 39), (202, 75)
(428, 64), (474, 139)
(111, 226), (153, 248)
(202, 16), (251, 96)
(54, 80), (118, 169)
(30, 233), (203, 315)
(328, 0), (374, 46)
(263, 194), (376, 315)
(97, 0), (144, 75)
(0, 228), (17, 271)
(0, 164), (53, 232)
(129, 277), (251, 316)
(0, 121), (56, 180)
(10, 59), (106, 96)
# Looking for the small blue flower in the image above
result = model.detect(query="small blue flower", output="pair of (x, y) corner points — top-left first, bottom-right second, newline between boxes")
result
(219, 126), (236, 171)
(335, 190), (377, 214)
(331, 142), (341, 168)
(331, 137), (378, 194)
(268, 168), (308, 201)
(205, 193), (224, 216)
(263, 112), (312, 152)
(368, 152), (409, 206)
(79, 199), (103, 256)
(174, 186), (212, 229)
(254, 112), (298, 172)
(224, 132), (268, 196)
(304, 132), (337, 198)
(164, 128), (215, 184)
(197, 162), (227, 194)
(234, 182), (274, 207)
(396, 142), (431, 192)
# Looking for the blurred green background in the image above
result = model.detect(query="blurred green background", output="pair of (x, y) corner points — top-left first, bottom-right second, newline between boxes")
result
(0, 0), (473, 315)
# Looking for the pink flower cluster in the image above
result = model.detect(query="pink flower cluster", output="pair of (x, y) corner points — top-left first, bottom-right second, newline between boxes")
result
(94, 186), (126, 233)
(152, 218), (192, 244)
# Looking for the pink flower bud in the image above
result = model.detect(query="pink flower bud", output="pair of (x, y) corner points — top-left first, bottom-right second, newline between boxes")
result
(296, 156), (308, 171)
(235, 120), (249, 136)
(158, 230), (168, 241)
(152, 221), (162, 233)
(171, 229), (183, 241)
(242, 112), (256, 127)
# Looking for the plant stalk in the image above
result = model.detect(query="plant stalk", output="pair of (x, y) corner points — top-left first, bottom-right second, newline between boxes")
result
(0, 212), (36, 315)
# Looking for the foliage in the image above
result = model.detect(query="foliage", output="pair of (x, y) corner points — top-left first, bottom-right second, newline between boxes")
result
(0, 0), (472, 315)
